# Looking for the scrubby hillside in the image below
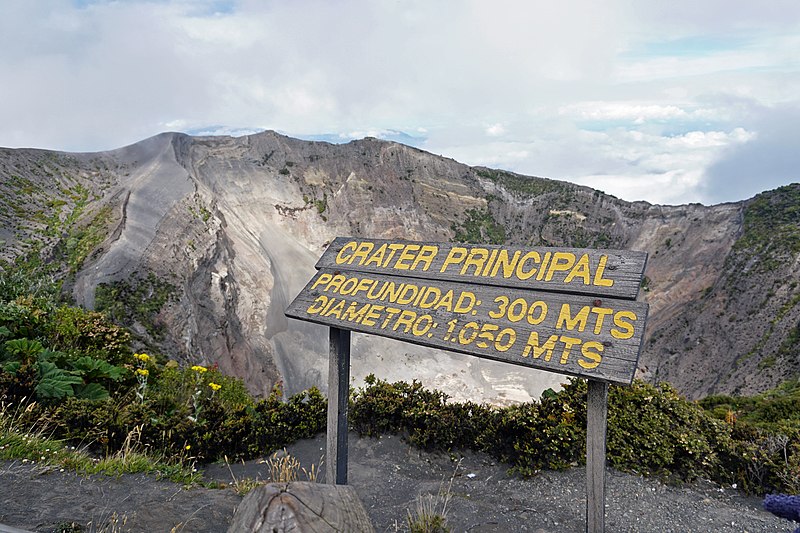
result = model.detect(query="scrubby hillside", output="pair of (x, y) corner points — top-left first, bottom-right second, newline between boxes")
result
(1, 131), (798, 400)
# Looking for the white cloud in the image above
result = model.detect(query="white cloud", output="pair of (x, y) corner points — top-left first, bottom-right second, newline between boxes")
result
(0, 0), (798, 204)
(560, 102), (690, 123)
(485, 124), (506, 137)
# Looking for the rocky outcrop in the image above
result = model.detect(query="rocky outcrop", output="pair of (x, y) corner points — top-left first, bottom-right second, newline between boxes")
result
(1, 131), (798, 400)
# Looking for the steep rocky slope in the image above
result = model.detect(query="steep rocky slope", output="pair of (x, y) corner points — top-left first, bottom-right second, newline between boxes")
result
(1, 131), (798, 400)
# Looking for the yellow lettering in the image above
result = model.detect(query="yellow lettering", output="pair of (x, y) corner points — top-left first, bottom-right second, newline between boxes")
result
(379, 307), (402, 328)
(461, 248), (489, 276)
(360, 305), (385, 327)
(611, 311), (636, 339)
(306, 295), (328, 314)
(412, 315), (434, 336)
(393, 244), (420, 270)
(326, 274), (347, 293)
(515, 251), (540, 280)
(321, 297), (337, 315)
(458, 322), (479, 344)
(384, 243), (405, 266)
(433, 290), (454, 312)
(490, 249), (521, 278)
(396, 284), (419, 305)
(535, 252), (552, 281)
(311, 273), (332, 290)
(488, 295), (508, 319)
(324, 299), (346, 319)
(545, 252), (576, 281)
(556, 304), (589, 332)
(412, 245), (438, 271)
(335, 241), (358, 265)
(454, 291), (476, 313)
(521, 332), (559, 361)
(363, 243), (387, 267)
(342, 302), (371, 323)
(559, 335), (581, 364)
(352, 241), (374, 265)
(418, 287), (441, 309)
(578, 341), (604, 369)
(593, 256), (614, 287)
(392, 310), (417, 333)
(382, 282), (402, 302)
(351, 277), (375, 297)
(338, 277), (359, 295)
(440, 247), (468, 273)
(589, 307), (614, 334)
(564, 253), (591, 285)
(527, 301), (548, 325)
(481, 249), (500, 276)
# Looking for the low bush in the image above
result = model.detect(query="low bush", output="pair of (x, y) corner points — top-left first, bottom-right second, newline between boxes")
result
(1, 267), (797, 495)
(350, 375), (800, 495)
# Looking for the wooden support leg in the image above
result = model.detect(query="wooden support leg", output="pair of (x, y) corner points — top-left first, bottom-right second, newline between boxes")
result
(326, 327), (351, 485)
(586, 379), (608, 533)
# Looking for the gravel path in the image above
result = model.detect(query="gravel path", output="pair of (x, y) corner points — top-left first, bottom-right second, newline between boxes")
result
(1, 432), (793, 532)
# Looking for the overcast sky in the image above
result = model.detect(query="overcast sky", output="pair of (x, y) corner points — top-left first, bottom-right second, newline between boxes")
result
(2, 0), (798, 205)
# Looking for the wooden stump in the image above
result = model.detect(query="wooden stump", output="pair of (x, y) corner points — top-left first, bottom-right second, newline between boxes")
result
(227, 482), (374, 533)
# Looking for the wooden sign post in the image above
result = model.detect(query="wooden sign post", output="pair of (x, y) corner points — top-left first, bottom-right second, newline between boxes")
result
(286, 238), (648, 532)
(327, 327), (351, 485)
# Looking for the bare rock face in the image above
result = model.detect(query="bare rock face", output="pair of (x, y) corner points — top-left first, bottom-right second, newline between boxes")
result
(1, 131), (798, 400)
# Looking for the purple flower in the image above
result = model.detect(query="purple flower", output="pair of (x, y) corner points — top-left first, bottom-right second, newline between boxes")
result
(763, 493), (800, 523)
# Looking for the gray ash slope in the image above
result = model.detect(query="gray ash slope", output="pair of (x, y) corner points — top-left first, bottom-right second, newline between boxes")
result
(0, 433), (789, 532)
(1, 131), (799, 400)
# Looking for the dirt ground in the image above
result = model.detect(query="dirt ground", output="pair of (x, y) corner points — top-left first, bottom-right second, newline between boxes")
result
(1, 432), (792, 532)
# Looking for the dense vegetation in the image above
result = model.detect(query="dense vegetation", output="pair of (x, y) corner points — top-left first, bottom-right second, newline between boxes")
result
(731, 184), (800, 271)
(1, 266), (798, 497)
(351, 375), (799, 495)
(451, 207), (506, 244)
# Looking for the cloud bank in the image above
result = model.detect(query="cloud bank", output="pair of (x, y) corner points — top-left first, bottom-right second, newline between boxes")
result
(1, 0), (798, 205)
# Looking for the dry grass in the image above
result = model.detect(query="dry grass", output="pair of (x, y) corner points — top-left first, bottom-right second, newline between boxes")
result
(224, 449), (323, 496)
(405, 458), (461, 533)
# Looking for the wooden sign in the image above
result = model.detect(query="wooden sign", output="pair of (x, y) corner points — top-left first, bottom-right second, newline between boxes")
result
(286, 269), (648, 385)
(317, 237), (647, 300)
(286, 237), (648, 533)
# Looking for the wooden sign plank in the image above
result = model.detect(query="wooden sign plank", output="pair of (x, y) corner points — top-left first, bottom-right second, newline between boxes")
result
(286, 268), (648, 385)
(316, 237), (648, 300)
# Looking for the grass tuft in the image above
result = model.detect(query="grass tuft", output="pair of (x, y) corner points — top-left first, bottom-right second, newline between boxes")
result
(405, 458), (460, 533)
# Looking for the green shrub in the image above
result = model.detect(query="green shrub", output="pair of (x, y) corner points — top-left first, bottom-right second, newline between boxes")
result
(2, 271), (797, 497)
(350, 374), (447, 437)
(47, 305), (131, 365)
(348, 376), (799, 495)
(607, 381), (734, 482)
(0, 296), (50, 340)
(350, 375), (587, 474)
(451, 208), (506, 244)
(0, 363), (38, 402)
(94, 272), (177, 339)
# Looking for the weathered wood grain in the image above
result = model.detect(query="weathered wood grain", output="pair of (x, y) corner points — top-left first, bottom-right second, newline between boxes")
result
(327, 327), (350, 485)
(286, 269), (648, 384)
(227, 482), (374, 532)
(586, 380), (609, 533)
(316, 237), (648, 300)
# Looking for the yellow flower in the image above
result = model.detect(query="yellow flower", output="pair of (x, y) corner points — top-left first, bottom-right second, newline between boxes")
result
(191, 365), (208, 373)
(185, 445), (191, 450)
(208, 382), (222, 391)
(135, 368), (149, 377)
(134, 353), (150, 362)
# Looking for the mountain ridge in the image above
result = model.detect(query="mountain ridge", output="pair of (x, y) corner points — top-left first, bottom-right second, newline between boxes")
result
(1, 131), (798, 401)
